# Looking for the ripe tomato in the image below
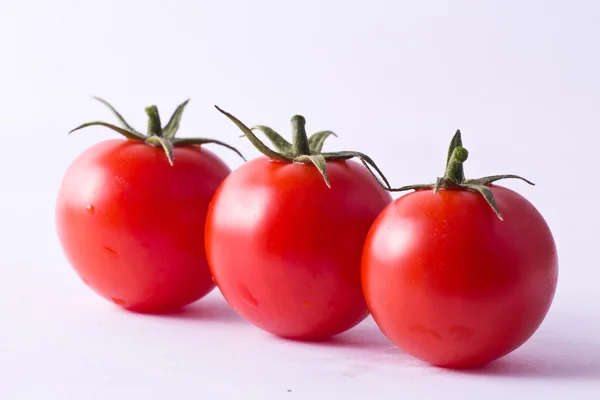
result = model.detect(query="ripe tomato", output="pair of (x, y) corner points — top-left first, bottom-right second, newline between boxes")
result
(205, 108), (392, 339)
(361, 131), (558, 368)
(56, 98), (243, 313)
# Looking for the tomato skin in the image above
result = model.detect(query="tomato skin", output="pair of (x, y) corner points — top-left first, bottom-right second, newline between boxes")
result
(56, 139), (231, 313)
(361, 185), (558, 368)
(205, 156), (392, 339)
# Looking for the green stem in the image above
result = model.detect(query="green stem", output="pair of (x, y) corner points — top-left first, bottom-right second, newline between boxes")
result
(145, 105), (163, 136)
(291, 115), (310, 156)
(444, 146), (469, 184)
(382, 131), (534, 221)
(214, 108), (391, 188)
(72, 98), (244, 166)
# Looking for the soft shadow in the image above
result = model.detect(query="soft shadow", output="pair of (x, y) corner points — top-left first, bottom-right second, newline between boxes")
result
(273, 318), (415, 369)
(275, 312), (600, 380)
(452, 311), (600, 380)
(277, 317), (406, 354)
(137, 295), (244, 323)
(176, 296), (244, 323)
(329, 322), (400, 351)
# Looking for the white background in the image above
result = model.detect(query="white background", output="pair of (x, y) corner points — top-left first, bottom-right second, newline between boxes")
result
(1, 0), (599, 398)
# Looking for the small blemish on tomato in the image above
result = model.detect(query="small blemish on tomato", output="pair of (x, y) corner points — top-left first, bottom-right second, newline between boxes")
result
(303, 301), (312, 308)
(103, 246), (118, 257)
(81, 277), (90, 286)
(410, 324), (442, 340)
(86, 204), (95, 214)
(111, 297), (127, 306)
(237, 283), (259, 307)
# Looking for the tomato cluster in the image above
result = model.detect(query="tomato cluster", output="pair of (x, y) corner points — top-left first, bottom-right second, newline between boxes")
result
(57, 98), (557, 368)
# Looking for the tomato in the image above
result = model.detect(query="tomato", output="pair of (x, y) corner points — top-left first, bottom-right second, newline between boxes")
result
(361, 131), (558, 368)
(205, 108), (392, 339)
(56, 99), (243, 313)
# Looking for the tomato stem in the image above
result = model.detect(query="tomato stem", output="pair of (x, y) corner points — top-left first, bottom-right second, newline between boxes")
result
(145, 106), (163, 137)
(214, 106), (392, 189)
(291, 115), (311, 156)
(443, 146), (469, 184)
(383, 130), (535, 220)
(69, 98), (245, 164)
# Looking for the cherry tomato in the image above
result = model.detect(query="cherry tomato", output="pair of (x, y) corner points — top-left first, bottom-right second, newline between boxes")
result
(56, 99), (243, 313)
(205, 108), (392, 339)
(361, 132), (558, 368)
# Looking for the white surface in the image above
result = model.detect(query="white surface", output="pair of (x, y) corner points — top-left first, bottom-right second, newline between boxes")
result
(1, 0), (599, 398)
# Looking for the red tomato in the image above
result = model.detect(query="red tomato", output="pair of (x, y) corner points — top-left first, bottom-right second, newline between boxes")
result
(56, 99), (241, 313)
(206, 108), (392, 339)
(361, 132), (558, 368)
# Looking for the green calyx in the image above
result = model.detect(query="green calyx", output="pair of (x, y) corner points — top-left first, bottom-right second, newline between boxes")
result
(214, 106), (391, 188)
(389, 130), (534, 220)
(69, 97), (245, 165)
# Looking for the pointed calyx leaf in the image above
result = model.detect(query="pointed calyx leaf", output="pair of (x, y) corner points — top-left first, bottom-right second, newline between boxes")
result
(309, 131), (337, 153)
(68, 97), (244, 165)
(145, 135), (174, 166)
(69, 121), (146, 141)
(321, 151), (392, 190)
(214, 106), (288, 161)
(163, 99), (190, 139)
(296, 154), (330, 187)
(467, 174), (535, 186)
(172, 138), (246, 161)
(386, 130), (535, 220)
(93, 97), (141, 134)
(214, 106), (392, 188)
(466, 184), (504, 220)
(251, 125), (293, 154)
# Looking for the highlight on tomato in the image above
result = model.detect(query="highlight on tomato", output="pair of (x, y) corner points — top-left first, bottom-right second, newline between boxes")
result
(56, 98), (244, 313)
(205, 106), (393, 339)
(361, 130), (558, 368)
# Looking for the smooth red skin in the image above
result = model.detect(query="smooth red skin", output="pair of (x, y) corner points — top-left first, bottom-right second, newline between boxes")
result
(205, 156), (392, 339)
(56, 139), (230, 313)
(362, 185), (558, 368)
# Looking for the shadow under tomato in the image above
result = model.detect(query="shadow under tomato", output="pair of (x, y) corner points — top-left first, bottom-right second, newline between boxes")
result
(125, 293), (245, 324)
(276, 311), (600, 380)
(451, 311), (600, 380)
(277, 317), (406, 354)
